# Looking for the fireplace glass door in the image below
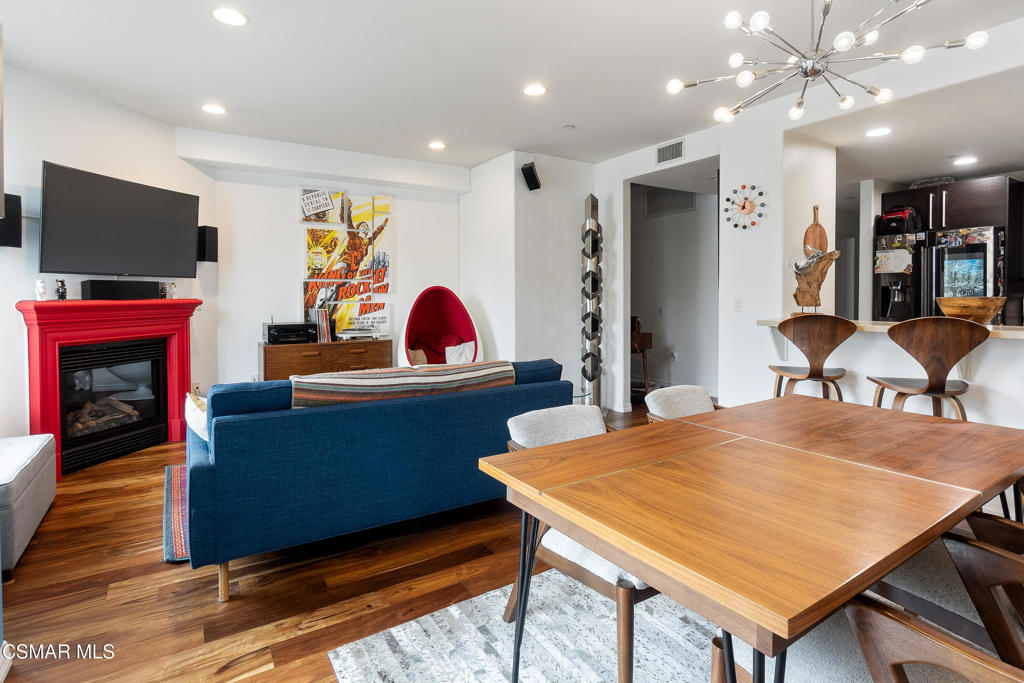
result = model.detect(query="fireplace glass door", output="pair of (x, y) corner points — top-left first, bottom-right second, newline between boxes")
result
(59, 338), (168, 473)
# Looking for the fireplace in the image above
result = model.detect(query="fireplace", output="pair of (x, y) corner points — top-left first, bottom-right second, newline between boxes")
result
(59, 339), (168, 474)
(16, 298), (201, 480)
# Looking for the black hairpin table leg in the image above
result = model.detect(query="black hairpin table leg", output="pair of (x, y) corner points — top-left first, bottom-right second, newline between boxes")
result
(721, 630), (787, 683)
(511, 512), (540, 683)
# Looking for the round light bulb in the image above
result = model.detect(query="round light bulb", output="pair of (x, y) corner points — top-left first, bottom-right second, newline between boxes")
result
(833, 31), (856, 52)
(728, 52), (745, 69)
(749, 10), (771, 32)
(838, 95), (855, 110)
(874, 87), (894, 104)
(713, 106), (735, 123)
(202, 103), (227, 115)
(723, 11), (743, 30)
(666, 79), (684, 94)
(787, 55), (800, 65)
(863, 30), (880, 46)
(901, 45), (926, 64)
(966, 31), (989, 50)
(736, 70), (756, 88)
(788, 104), (805, 121)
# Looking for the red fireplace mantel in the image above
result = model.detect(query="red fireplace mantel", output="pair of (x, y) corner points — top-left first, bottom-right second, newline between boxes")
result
(16, 299), (202, 479)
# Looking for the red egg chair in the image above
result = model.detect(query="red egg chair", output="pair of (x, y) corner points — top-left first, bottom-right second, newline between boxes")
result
(398, 286), (481, 365)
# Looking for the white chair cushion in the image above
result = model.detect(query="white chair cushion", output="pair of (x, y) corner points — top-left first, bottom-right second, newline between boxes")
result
(645, 385), (714, 420)
(184, 393), (209, 442)
(541, 528), (648, 590)
(508, 404), (605, 448)
(445, 341), (476, 364)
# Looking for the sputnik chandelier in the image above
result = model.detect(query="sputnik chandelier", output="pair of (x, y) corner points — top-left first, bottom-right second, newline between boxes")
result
(667, 0), (989, 123)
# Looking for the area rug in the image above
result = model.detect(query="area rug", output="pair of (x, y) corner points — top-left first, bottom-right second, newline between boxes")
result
(161, 464), (189, 562)
(328, 539), (987, 682)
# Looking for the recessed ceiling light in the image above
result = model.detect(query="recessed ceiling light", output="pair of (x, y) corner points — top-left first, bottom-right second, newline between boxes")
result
(428, 140), (446, 150)
(202, 103), (227, 115)
(523, 84), (547, 96)
(953, 155), (978, 166)
(212, 7), (249, 26)
(865, 127), (892, 138)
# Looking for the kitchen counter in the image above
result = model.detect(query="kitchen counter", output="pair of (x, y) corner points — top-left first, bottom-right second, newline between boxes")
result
(757, 318), (1024, 340)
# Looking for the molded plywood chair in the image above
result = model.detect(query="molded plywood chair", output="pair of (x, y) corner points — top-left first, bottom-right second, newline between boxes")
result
(844, 593), (1024, 682)
(504, 404), (657, 682)
(644, 385), (715, 423)
(768, 314), (857, 400)
(867, 317), (989, 421)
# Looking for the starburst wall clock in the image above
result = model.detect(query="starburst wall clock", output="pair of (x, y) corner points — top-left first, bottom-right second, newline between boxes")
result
(723, 184), (765, 230)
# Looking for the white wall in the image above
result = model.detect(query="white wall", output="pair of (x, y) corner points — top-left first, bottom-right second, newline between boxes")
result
(459, 153), (517, 362)
(629, 188), (719, 396)
(858, 179), (904, 320)
(0, 66), (219, 438)
(213, 173), (460, 383)
(513, 152), (595, 386)
(782, 133), (837, 316)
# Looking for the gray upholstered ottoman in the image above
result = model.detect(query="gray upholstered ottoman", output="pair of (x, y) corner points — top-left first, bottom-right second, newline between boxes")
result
(0, 435), (56, 576)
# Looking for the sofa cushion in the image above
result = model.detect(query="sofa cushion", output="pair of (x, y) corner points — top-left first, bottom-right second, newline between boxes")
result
(512, 359), (562, 385)
(291, 361), (516, 408)
(0, 434), (56, 508)
(206, 380), (292, 434)
(184, 393), (209, 442)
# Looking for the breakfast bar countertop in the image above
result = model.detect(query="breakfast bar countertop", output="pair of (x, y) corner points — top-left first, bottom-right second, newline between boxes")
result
(757, 318), (1024, 340)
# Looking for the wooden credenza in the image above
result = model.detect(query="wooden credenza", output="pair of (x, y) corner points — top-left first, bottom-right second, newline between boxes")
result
(258, 339), (393, 380)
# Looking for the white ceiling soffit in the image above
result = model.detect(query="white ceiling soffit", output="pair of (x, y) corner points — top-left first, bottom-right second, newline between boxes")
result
(1, 1), (1022, 167)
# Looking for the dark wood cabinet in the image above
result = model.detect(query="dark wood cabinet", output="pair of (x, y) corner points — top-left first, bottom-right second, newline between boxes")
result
(258, 339), (393, 381)
(941, 176), (1010, 230)
(881, 188), (936, 229)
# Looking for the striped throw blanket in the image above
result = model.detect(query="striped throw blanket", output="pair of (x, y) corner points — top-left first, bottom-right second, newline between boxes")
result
(291, 361), (516, 408)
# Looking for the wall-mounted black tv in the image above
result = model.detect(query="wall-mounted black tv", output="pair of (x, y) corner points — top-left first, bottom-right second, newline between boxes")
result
(39, 162), (199, 278)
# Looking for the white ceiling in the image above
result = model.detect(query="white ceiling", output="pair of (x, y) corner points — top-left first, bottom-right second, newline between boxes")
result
(2, 1), (1022, 167)
(794, 66), (1024, 210)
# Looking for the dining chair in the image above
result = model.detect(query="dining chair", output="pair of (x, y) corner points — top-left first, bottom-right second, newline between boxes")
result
(768, 314), (857, 400)
(503, 404), (658, 683)
(644, 384), (715, 423)
(844, 593), (1024, 682)
(867, 316), (989, 421)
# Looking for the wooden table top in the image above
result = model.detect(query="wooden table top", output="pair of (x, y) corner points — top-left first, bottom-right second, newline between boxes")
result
(479, 396), (1024, 652)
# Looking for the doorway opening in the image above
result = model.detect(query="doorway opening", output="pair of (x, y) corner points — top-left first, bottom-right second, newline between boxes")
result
(628, 155), (721, 406)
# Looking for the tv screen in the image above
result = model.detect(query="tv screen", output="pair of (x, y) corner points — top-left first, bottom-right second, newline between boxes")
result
(39, 162), (199, 278)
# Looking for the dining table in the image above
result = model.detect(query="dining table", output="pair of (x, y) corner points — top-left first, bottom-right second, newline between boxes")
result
(478, 394), (1024, 683)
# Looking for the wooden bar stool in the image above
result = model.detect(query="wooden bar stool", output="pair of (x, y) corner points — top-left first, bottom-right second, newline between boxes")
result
(867, 317), (989, 421)
(768, 314), (856, 400)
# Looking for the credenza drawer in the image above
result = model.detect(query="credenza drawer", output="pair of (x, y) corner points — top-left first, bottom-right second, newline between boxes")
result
(258, 339), (393, 380)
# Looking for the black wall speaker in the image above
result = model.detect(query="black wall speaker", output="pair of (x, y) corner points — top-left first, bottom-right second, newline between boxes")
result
(81, 280), (161, 300)
(0, 194), (23, 248)
(197, 225), (218, 262)
(521, 162), (541, 191)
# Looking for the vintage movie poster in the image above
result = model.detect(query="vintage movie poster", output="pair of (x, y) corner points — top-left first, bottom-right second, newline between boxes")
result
(302, 280), (390, 336)
(299, 188), (345, 223)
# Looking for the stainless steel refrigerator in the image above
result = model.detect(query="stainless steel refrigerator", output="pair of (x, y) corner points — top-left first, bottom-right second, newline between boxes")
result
(922, 226), (1006, 319)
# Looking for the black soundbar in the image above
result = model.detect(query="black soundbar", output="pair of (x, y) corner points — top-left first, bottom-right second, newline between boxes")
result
(81, 280), (161, 300)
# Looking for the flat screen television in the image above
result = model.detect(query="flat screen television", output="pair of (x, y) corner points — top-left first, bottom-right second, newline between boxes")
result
(39, 162), (199, 278)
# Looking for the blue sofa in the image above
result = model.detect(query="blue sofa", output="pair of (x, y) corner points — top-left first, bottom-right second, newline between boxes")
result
(186, 359), (571, 575)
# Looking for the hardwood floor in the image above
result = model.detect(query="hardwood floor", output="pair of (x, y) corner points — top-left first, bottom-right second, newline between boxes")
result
(4, 407), (645, 681)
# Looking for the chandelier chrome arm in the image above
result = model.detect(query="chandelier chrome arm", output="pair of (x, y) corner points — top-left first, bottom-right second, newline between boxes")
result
(813, 0), (833, 56)
(825, 69), (880, 97)
(762, 27), (809, 60)
(745, 25), (807, 60)
(850, 0), (903, 36)
(828, 52), (900, 64)
(730, 70), (802, 115)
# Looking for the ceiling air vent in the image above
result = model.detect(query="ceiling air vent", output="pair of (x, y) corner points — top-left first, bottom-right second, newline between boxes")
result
(656, 139), (685, 165)
(645, 186), (696, 217)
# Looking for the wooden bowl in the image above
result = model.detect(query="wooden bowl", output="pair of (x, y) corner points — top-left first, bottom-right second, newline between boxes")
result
(936, 296), (1006, 324)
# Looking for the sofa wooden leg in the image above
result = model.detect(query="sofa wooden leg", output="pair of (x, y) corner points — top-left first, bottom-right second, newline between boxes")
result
(218, 562), (229, 602)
